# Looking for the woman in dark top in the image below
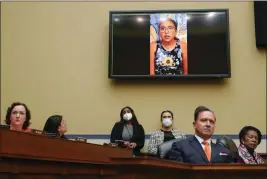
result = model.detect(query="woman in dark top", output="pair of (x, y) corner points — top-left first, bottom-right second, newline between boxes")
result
(237, 126), (265, 164)
(43, 115), (68, 139)
(110, 106), (145, 156)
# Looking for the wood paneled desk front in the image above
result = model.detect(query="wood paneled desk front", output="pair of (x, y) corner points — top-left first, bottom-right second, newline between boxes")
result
(0, 129), (266, 179)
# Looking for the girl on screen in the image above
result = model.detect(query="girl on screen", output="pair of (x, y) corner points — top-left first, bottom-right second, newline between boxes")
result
(150, 16), (188, 75)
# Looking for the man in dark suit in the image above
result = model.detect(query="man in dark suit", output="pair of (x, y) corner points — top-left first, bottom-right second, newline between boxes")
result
(168, 106), (233, 164)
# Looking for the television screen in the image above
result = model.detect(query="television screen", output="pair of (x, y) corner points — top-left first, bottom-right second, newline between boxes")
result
(254, 2), (267, 48)
(109, 10), (231, 79)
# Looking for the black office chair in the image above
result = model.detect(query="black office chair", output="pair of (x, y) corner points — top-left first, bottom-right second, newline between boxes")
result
(157, 138), (184, 159)
(216, 136), (241, 162)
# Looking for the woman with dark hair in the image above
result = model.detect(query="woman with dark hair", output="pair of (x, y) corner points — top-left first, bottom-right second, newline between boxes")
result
(5, 102), (32, 132)
(43, 115), (67, 139)
(110, 106), (145, 156)
(237, 126), (265, 164)
(148, 110), (186, 156)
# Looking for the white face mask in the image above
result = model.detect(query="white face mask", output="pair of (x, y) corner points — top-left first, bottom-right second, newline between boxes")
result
(123, 113), (133, 121)
(162, 118), (172, 127)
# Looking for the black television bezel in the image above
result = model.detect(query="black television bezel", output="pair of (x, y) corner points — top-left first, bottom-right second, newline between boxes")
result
(108, 9), (231, 79)
(254, 2), (267, 48)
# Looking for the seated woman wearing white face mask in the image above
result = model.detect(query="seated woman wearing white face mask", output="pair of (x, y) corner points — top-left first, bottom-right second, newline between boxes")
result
(147, 110), (186, 156)
(110, 106), (145, 156)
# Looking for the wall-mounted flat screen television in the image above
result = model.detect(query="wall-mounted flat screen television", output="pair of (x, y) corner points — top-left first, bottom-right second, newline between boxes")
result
(109, 9), (231, 79)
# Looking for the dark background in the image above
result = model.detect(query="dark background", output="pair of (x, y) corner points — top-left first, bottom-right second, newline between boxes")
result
(254, 2), (267, 48)
(110, 11), (230, 77)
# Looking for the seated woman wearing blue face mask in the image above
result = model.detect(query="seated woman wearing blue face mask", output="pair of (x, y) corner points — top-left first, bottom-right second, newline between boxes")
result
(110, 106), (145, 156)
(147, 110), (186, 156)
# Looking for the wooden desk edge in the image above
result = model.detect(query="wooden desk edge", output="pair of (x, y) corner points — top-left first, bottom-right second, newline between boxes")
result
(111, 157), (267, 171)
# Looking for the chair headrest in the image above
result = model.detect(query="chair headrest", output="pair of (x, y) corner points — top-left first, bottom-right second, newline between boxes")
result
(158, 138), (184, 159)
(216, 136), (238, 153)
(216, 136), (242, 162)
